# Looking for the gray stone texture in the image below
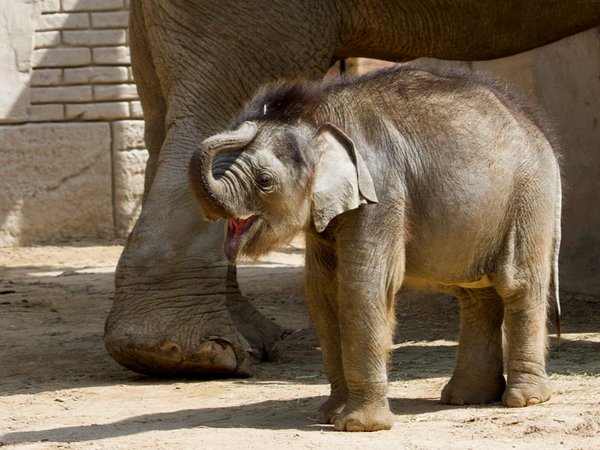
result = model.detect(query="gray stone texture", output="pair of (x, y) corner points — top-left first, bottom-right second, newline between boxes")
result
(36, 13), (90, 31)
(63, 29), (128, 47)
(62, 0), (124, 11)
(92, 46), (131, 65)
(35, 30), (61, 48)
(112, 120), (147, 236)
(32, 47), (92, 67)
(27, 103), (64, 121)
(63, 66), (130, 84)
(113, 149), (148, 237)
(30, 68), (62, 86)
(91, 11), (129, 28)
(0, 122), (113, 245)
(65, 102), (130, 120)
(0, 0), (39, 123)
(30, 85), (93, 103)
(40, 0), (60, 13)
(93, 84), (139, 100)
(129, 100), (143, 118)
(111, 119), (145, 151)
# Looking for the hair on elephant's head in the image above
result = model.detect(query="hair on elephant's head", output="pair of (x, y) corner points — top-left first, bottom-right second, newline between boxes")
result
(189, 116), (378, 263)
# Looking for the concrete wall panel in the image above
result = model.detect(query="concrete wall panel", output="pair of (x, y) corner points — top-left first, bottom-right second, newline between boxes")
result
(0, 122), (112, 245)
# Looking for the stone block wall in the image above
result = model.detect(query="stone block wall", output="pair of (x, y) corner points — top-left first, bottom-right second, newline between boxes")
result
(0, 0), (146, 245)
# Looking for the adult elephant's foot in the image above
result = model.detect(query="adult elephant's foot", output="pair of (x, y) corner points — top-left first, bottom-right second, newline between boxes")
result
(441, 371), (506, 405)
(502, 372), (552, 407)
(105, 258), (283, 377)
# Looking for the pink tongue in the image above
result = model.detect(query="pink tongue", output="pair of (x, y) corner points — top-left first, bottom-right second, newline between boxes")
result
(224, 218), (253, 262)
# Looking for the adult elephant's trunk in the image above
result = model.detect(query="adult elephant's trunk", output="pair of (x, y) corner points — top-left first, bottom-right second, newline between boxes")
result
(189, 121), (258, 220)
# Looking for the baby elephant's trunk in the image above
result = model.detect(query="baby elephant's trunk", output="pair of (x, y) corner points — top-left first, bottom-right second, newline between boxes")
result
(189, 121), (258, 221)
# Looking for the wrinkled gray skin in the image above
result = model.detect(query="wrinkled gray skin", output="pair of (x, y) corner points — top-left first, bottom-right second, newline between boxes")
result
(189, 66), (562, 431)
(105, 0), (599, 377)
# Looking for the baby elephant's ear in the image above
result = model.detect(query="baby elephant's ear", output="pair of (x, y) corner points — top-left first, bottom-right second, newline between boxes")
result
(312, 122), (378, 233)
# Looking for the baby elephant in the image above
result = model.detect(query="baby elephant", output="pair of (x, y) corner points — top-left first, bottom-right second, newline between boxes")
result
(189, 66), (562, 432)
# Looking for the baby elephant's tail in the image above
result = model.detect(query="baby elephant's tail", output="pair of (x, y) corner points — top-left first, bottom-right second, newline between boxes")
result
(550, 173), (562, 339)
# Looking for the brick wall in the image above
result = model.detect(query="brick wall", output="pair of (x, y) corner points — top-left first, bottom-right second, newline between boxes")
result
(31, 0), (139, 122)
(0, 0), (146, 245)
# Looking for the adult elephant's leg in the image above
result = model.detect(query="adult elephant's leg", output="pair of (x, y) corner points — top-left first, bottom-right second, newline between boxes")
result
(105, 0), (336, 375)
(106, 119), (272, 375)
(126, 0), (164, 200)
(224, 265), (283, 362)
(441, 287), (505, 405)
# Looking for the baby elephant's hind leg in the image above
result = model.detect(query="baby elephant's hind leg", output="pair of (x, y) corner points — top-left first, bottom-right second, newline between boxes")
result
(441, 287), (506, 405)
(495, 215), (554, 407)
(500, 283), (551, 407)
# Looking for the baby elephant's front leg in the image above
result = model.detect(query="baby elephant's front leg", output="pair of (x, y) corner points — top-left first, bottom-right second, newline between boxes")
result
(334, 275), (396, 431)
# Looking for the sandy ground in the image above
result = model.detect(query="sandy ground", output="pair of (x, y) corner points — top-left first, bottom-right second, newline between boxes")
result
(0, 241), (599, 449)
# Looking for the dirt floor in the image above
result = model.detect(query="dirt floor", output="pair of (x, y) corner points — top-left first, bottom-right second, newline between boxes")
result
(1, 241), (599, 449)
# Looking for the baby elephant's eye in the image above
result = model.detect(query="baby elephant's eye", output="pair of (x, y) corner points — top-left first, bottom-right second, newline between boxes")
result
(256, 172), (274, 190)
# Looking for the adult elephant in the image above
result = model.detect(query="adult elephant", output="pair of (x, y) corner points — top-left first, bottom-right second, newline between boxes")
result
(104, 0), (600, 377)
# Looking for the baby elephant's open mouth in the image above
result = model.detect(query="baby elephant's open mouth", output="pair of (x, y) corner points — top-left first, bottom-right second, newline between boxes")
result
(225, 216), (258, 262)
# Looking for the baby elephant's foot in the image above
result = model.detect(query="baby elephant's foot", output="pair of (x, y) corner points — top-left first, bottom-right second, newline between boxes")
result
(441, 373), (506, 405)
(333, 399), (394, 432)
(503, 372), (552, 407)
